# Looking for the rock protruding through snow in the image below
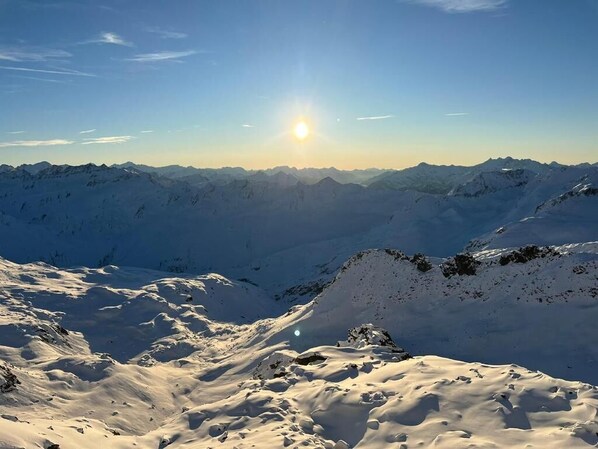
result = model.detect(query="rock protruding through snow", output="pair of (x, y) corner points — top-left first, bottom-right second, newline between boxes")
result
(338, 324), (410, 357)
(441, 252), (479, 277)
(0, 364), (20, 393)
(499, 245), (560, 266)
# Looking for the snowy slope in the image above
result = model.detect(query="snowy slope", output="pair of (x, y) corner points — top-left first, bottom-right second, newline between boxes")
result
(467, 173), (598, 251)
(3, 344), (597, 448)
(1, 250), (597, 448)
(268, 245), (598, 384)
(0, 257), (278, 364)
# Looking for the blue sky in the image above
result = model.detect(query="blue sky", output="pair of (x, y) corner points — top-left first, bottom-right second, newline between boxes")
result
(0, 0), (597, 169)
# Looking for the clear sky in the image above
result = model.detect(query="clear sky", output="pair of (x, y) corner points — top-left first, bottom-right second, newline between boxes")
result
(0, 0), (597, 169)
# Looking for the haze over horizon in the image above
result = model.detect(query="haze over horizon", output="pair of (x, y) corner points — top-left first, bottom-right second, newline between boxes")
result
(1, 0), (597, 169)
(6, 155), (598, 172)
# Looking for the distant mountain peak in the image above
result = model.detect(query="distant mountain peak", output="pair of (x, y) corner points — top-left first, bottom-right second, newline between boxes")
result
(315, 176), (341, 187)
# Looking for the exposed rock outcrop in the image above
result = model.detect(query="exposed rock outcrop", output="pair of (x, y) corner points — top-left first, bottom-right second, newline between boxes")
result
(441, 253), (479, 277)
(0, 364), (20, 393)
(499, 245), (560, 266)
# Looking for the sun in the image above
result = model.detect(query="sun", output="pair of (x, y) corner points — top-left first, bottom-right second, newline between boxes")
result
(293, 119), (310, 141)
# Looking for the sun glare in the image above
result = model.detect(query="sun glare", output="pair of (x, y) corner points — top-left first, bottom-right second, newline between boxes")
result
(294, 120), (310, 141)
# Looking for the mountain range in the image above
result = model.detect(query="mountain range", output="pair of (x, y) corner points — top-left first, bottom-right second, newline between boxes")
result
(0, 157), (596, 300)
(0, 157), (597, 448)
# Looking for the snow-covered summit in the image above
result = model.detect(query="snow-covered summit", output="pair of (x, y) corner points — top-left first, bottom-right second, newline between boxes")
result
(275, 245), (598, 383)
(365, 156), (559, 193)
(449, 168), (536, 197)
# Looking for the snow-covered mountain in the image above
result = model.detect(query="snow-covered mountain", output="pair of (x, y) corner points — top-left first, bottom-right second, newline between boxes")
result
(0, 154), (596, 446)
(111, 162), (387, 186)
(1, 243), (597, 448)
(0, 164), (403, 293)
(0, 159), (596, 300)
(466, 172), (598, 251)
(113, 161), (249, 186)
(366, 157), (560, 193)
(16, 161), (53, 175)
(269, 244), (598, 383)
(261, 166), (387, 185)
(448, 168), (536, 197)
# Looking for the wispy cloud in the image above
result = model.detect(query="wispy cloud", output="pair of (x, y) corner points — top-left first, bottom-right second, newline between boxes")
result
(147, 27), (187, 39)
(0, 47), (71, 62)
(0, 66), (95, 77)
(7, 130), (25, 134)
(81, 135), (134, 145)
(241, 124), (255, 128)
(0, 139), (74, 148)
(356, 115), (394, 121)
(86, 32), (133, 46)
(140, 130), (154, 133)
(406, 0), (508, 13)
(79, 129), (96, 134)
(126, 50), (196, 62)
(14, 76), (69, 84)
(9, 1), (89, 11)
(445, 112), (470, 116)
